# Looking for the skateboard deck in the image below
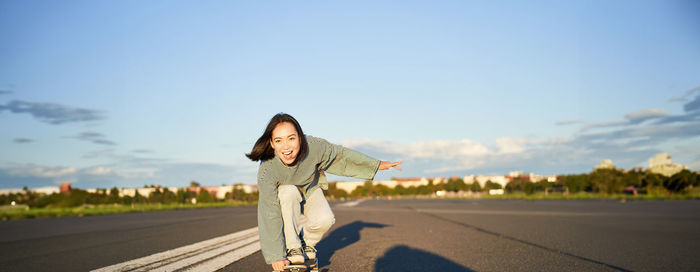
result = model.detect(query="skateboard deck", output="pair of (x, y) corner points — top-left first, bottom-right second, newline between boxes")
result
(274, 259), (318, 272)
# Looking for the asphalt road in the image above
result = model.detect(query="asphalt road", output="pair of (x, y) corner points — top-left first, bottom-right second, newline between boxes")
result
(1, 199), (698, 271)
(223, 199), (700, 272)
(0, 206), (258, 271)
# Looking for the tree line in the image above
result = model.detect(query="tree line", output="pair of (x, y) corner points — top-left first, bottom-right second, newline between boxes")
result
(2, 169), (698, 208)
(326, 168), (699, 198)
(555, 168), (698, 195)
(0, 183), (258, 208)
(325, 178), (504, 199)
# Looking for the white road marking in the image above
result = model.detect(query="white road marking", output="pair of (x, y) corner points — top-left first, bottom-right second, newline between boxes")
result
(336, 199), (365, 207)
(91, 227), (260, 272)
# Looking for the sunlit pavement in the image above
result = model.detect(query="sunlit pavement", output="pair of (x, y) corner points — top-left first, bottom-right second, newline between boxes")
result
(1, 199), (698, 271)
(222, 199), (700, 272)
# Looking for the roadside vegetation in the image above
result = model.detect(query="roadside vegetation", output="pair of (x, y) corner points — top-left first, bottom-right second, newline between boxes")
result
(0, 183), (257, 220)
(326, 168), (700, 201)
(2, 168), (698, 220)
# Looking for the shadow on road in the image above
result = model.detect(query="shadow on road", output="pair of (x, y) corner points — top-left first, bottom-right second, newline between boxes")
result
(315, 221), (389, 269)
(418, 212), (633, 272)
(375, 245), (474, 272)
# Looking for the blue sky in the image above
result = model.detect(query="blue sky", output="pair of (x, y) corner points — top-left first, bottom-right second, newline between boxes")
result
(1, 0), (699, 189)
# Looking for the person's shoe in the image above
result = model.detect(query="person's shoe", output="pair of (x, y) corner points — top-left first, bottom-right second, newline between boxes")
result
(287, 248), (304, 264)
(304, 245), (317, 260)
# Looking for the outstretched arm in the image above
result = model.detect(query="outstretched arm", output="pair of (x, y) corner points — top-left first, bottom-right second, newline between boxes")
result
(378, 161), (403, 171)
(313, 136), (402, 179)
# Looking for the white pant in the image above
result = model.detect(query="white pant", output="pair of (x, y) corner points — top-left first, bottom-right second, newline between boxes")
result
(278, 185), (335, 249)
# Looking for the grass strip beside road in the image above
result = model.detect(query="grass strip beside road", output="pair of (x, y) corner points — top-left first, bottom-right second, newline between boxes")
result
(0, 201), (256, 221)
(3, 191), (699, 221)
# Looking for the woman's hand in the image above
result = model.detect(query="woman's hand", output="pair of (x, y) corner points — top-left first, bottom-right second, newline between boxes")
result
(272, 259), (290, 271)
(379, 161), (403, 171)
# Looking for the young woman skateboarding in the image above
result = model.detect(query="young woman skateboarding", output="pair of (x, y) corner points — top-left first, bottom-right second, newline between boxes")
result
(246, 113), (402, 271)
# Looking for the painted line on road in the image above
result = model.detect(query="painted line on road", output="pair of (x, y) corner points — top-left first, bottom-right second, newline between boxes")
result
(336, 199), (365, 207)
(91, 227), (260, 272)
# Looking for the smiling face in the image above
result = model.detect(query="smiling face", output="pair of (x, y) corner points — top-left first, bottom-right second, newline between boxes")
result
(270, 122), (301, 166)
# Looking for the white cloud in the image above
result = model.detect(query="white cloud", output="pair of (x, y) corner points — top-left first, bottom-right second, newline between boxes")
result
(85, 167), (113, 175)
(625, 108), (667, 123)
(669, 86), (700, 103)
(407, 139), (491, 159)
(496, 137), (528, 154)
(1, 154), (269, 188)
(342, 138), (529, 174)
(114, 168), (157, 179)
(582, 120), (628, 130)
(555, 120), (585, 126)
(0, 100), (105, 125)
(340, 116), (699, 177)
(8, 165), (78, 178)
(70, 131), (117, 146)
(573, 108), (671, 132)
(342, 138), (491, 160)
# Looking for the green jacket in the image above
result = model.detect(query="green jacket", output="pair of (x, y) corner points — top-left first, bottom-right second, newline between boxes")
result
(257, 135), (380, 264)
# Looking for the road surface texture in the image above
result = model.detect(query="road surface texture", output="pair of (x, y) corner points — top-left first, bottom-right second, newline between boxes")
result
(1, 199), (698, 271)
(0, 206), (257, 271)
(223, 199), (700, 272)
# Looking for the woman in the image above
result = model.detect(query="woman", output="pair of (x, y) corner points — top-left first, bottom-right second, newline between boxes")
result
(246, 113), (402, 271)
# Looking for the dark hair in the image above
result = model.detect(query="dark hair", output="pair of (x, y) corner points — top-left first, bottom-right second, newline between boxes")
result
(246, 113), (308, 164)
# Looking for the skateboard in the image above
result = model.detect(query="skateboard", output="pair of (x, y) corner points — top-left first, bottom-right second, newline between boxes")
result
(274, 259), (318, 272)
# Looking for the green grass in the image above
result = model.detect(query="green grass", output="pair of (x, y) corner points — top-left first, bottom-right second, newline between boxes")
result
(0, 201), (256, 221)
(5, 189), (699, 221)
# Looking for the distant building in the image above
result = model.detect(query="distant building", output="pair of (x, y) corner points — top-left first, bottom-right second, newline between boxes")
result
(464, 175), (510, 189)
(334, 180), (367, 193)
(649, 153), (687, 177)
(489, 189), (505, 195)
(201, 186), (221, 198)
(464, 175), (475, 184)
(594, 159), (616, 170)
(0, 184), (261, 200)
(232, 183), (257, 194)
(0, 188), (24, 195)
(120, 187), (162, 198)
(463, 172), (556, 188)
(60, 182), (72, 194)
(246, 184), (258, 193)
(529, 174), (557, 183)
(195, 185), (258, 199)
(114, 185), (257, 199)
(333, 177), (433, 194)
(394, 177), (432, 187)
(187, 185), (202, 195)
(0, 187), (59, 196)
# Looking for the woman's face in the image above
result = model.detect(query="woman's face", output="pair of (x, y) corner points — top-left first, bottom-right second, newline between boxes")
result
(270, 122), (301, 166)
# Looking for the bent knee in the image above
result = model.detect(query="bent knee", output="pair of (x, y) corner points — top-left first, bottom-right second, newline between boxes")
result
(278, 185), (301, 202)
(308, 215), (335, 231)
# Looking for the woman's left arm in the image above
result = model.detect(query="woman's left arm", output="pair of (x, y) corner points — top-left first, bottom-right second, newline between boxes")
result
(315, 137), (401, 179)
